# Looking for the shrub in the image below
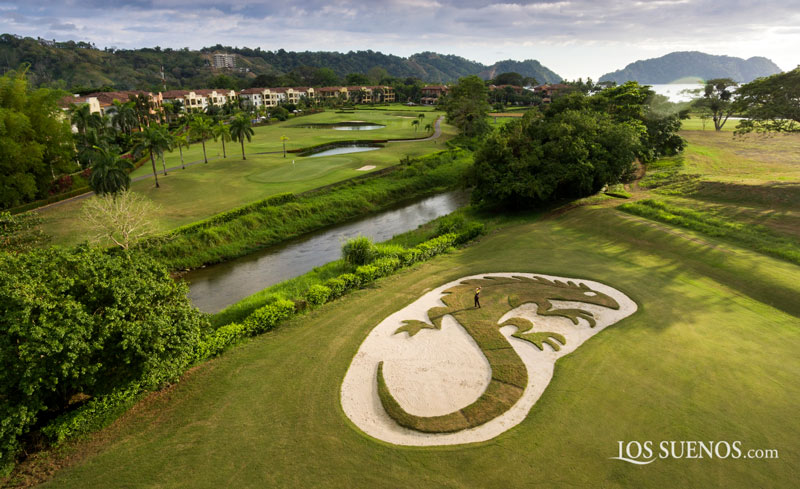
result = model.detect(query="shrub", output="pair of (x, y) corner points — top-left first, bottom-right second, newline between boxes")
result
(372, 256), (401, 277)
(342, 236), (375, 265)
(242, 299), (295, 334)
(338, 273), (361, 290)
(455, 222), (485, 244)
(195, 322), (248, 360)
(305, 284), (332, 306)
(435, 214), (467, 235)
(323, 277), (347, 298)
(372, 243), (405, 260)
(355, 264), (380, 284)
(0, 246), (207, 474)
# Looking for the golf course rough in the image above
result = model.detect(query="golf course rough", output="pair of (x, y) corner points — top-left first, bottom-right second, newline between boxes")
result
(341, 273), (637, 446)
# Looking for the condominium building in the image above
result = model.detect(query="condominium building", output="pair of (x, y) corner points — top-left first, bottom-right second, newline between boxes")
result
(212, 53), (236, 69)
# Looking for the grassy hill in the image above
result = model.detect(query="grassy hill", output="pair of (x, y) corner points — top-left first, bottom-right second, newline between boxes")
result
(599, 51), (782, 84)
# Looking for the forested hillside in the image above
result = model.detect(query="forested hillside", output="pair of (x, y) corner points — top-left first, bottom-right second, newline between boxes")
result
(599, 51), (782, 84)
(0, 34), (562, 91)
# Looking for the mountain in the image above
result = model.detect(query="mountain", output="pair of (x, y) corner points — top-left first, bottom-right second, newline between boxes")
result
(479, 59), (562, 85)
(0, 34), (562, 91)
(599, 51), (782, 84)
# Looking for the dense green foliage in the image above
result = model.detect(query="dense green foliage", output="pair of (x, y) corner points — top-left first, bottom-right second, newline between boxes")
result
(1, 34), (561, 91)
(0, 67), (74, 209)
(444, 75), (491, 138)
(471, 109), (641, 207)
(735, 67), (800, 134)
(0, 246), (207, 475)
(598, 51), (781, 84)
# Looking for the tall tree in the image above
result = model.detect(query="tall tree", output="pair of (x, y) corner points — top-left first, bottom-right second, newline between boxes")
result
(735, 67), (800, 134)
(692, 78), (738, 131)
(132, 125), (170, 188)
(280, 135), (289, 158)
(174, 133), (190, 169)
(443, 75), (491, 138)
(212, 121), (231, 158)
(89, 146), (133, 195)
(411, 119), (419, 132)
(189, 115), (213, 164)
(155, 124), (173, 175)
(229, 114), (255, 160)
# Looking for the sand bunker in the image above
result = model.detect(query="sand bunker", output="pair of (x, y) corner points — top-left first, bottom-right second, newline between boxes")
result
(356, 165), (376, 171)
(340, 272), (637, 446)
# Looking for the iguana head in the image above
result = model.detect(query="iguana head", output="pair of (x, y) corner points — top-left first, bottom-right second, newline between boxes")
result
(506, 275), (620, 311)
(456, 275), (620, 311)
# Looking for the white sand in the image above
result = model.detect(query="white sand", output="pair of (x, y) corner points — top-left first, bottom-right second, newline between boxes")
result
(340, 272), (637, 446)
(356, 165), (376, 171)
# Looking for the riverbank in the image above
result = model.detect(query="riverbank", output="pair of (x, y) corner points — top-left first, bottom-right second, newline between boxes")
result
(186, 190), (469, 314)
(139, 148), (473, 271)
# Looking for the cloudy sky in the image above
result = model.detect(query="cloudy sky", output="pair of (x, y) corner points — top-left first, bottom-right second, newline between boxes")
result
(2, 0), (799, 80)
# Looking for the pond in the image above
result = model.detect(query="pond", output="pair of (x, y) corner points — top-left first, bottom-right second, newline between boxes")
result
(299, 122), (385, 131)
(304, 144), (383, 158)
(185, 190), (470, 313)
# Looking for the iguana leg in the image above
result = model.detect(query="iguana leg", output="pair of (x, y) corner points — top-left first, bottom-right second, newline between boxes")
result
(539, 307), (597, 328)
(394, 306), (450, 336)
(501, 317), (567, 351)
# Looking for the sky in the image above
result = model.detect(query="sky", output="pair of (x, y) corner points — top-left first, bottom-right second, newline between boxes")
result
(2, 0), (800, 80)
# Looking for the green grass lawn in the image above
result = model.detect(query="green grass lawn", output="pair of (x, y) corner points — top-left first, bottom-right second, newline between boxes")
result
(679, 117), (741, 132)
(633, 130), (800, 247)
(38, 110), (455, 246)
(37, 203), (800, 489)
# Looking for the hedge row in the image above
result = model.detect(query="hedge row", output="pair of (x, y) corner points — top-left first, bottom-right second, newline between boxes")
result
(37, 223), (484, 455)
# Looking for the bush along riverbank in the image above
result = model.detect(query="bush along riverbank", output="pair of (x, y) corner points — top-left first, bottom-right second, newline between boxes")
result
(24, 216), (483, 475)
(137, 148), (473, 271)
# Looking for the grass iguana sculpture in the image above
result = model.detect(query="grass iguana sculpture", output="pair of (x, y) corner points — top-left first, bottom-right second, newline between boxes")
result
(377, 275), (620, 433)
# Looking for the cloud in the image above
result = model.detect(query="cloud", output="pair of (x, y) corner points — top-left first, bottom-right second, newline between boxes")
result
(2, 0), (799, 78)
(49, 22), (77, 31)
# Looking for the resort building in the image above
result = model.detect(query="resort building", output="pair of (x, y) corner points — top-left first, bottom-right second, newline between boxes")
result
(421, 85), (448, 105)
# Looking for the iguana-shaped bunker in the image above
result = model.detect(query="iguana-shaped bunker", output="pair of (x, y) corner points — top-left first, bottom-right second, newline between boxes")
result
(377, 275), (620, 433)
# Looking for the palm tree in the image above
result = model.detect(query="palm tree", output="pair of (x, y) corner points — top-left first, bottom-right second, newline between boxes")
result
(280, 135), (289, 158)
(412, 119), (420, 132)
(132, 94), (152, 130)
(69, 103), (93, 135)
(424, 123), (433, 134)
(212, 121), (231, 158)
(174, 133), (190, 169)
(418, 113), (425, 121)
(189, 115), (214, 164)
(230, 114), (255, 160)
(155, 124), (173, 175)
(132, 125), (171, 188)
(89, 146), (134, 195)
(109, 100), (137, 136)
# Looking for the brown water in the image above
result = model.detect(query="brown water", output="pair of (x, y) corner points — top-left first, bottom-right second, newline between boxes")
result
(185, 190), (470, 313)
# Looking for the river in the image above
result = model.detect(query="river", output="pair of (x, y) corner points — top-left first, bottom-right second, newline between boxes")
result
(185, 190), (470, 313)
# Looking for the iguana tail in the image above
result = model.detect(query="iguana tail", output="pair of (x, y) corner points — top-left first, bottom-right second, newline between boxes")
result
(376, 350), (526, 433)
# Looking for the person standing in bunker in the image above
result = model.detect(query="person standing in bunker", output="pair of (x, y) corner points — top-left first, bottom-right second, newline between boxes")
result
(474, 287), (481, 308)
